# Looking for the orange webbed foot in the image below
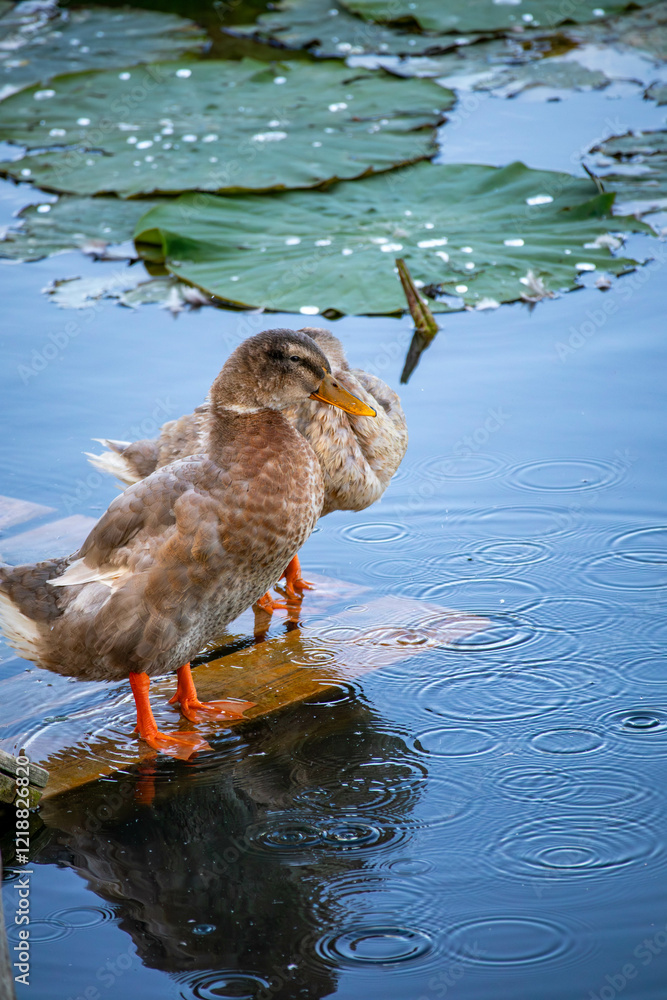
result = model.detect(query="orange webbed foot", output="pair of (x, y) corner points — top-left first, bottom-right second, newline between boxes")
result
(129, 672), (210, 760)
(169, 692), (255, 724)
(140, 729), (211, 760)
(281, 554), (315, 599)
(168, 663), (255, 724)
(254, 591), (291, 614)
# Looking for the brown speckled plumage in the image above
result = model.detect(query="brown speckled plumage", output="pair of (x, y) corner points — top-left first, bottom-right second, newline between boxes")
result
(0, 330), (328, 683)
(88, 328), (408, 518)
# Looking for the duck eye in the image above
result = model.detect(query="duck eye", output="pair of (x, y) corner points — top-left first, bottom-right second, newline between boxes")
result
(289, 355), (301, 363)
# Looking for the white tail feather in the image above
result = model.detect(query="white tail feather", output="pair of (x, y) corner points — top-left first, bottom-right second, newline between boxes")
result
(85, 449), (138, 486)
(48, 557), (126, 590)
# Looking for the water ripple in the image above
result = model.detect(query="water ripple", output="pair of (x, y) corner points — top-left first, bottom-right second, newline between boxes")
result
(508, 458), (625, 493)
(600, 706), (667, 756)
(414, 452), (507, 482)
(314, 871), (435, 924)
(495, 764), (658, 811)
(184, 971), (272, 1000)
(245, 812), (406, 862)
(475, 540), (550, 565)
(418, 660), (614, 723)
(520, 595), (620, 633)
(414, 727), (499, 758)
(446, 916), (571, 967)
(49, 905), (115, 929)
(496, 815), (659, 881)
(582, 553), (667, 592)
(611, 526), (667, 563)
(530, 727), (605, 755)
(414, 576), (541, 610)
(315, 924), (434, 967)
(624, 655), (667, 687)
(449, 504), (580, 539)
(7, 919), (70, 943)
(340, 521), (411, 545)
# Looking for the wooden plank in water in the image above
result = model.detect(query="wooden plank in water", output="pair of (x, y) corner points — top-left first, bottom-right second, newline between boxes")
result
(0, 515), (97, 563)
(0, 494), (54, 532)
(34, 591), (487, 800)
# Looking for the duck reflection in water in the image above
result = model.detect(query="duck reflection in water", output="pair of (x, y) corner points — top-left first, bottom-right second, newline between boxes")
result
(34, 694), (426, 999)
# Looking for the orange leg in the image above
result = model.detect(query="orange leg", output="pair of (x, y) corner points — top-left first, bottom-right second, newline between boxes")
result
(281, 554), (315, 599)
(168, 662), (255, 724)
(129, 671), (210, 760)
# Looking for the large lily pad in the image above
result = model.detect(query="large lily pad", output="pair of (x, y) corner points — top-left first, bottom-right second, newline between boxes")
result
(134, 160), (648, 315)
(0, 4), (206, 101)
(0, 195), (165, 261)
(341, 0), (661, 34)
(227, 0), (482, 58)
(588, 130), (667, 212)
(0, 59), (451, 197)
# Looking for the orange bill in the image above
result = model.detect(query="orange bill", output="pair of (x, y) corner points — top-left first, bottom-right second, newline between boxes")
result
(310, 372), (376, 417)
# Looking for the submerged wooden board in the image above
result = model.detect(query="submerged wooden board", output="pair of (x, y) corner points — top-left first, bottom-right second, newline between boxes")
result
(0, 576), (489, 801)
(0, 514), (97, 563)
(0, 494), (54, 532)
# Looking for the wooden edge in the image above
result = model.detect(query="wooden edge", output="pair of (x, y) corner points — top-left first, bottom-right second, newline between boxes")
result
(36, 597), (489, 801)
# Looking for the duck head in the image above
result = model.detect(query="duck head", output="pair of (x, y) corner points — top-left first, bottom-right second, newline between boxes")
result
(210, 329), (375, 417)
(297, 327), (349, 373)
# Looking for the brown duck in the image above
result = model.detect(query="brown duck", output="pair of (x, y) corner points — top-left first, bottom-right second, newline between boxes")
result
(86, 328), (408, 605)
(0, 330), (375, 758)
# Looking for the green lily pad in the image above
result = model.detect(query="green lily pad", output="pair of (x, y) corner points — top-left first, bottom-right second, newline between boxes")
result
(0, 195), (165, 261)
(341, 0), (661, 34)
(227, 0), (482, 58)
(589, 130), (667, 211)
(134, 160), (648, 315)
(0, 5), (206, 101)
(0, 58), (451, 197)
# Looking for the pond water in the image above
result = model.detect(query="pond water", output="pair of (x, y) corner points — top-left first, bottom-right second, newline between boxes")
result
(1, 3), (667, 999)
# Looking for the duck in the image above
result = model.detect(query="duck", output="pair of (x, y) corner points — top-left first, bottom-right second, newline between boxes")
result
(86, 328), (408, 606)
(0, 329), (376, 759)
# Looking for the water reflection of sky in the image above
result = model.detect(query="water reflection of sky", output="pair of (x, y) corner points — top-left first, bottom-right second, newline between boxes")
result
(2, 28), (667, 1000)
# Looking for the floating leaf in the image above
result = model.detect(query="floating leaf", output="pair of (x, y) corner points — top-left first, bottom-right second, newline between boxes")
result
(646, 82), (667, 105)
(134, 160), (649, 315)
(0, 195), (165, 261)
(42, 271), (210, 312)
(43, 270), (145, 309)
(227, 0), (482, 57)
(0, 59), (452, 197)
(0, 4), (206, 101)
(358, 43), (609, 95)
(563, 1), (667, 63)
(588, 130), (667, 212)
(341, 0), (661, 34)
(121, 276), (214, 312)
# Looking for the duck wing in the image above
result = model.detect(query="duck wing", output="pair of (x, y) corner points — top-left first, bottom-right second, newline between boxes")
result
(51, 455), (225, 591)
